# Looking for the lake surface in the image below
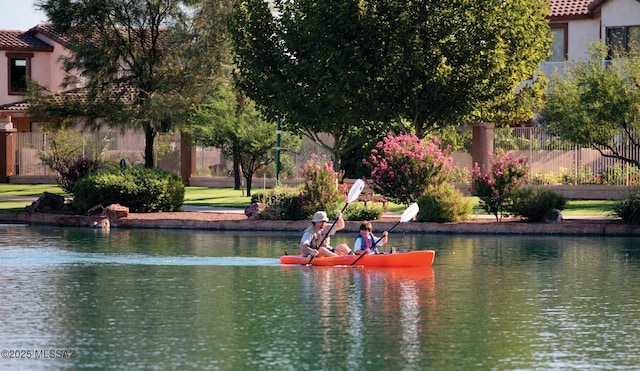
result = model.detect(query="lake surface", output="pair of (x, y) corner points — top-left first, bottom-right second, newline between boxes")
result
(1, 224), (639, 370)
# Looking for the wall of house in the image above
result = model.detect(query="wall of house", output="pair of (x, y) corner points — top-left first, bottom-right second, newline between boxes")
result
(600, 0), (640, 28)
(33, 33), (78, 93)
(567, 18), (601, 61)
(0, 57), (6, 103)
(1, 49), (56, 105)
(0, 31), (77, 106)
(28, 51), (54, 95)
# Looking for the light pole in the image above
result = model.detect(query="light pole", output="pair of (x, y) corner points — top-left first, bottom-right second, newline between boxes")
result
(275, 116), (281, 185)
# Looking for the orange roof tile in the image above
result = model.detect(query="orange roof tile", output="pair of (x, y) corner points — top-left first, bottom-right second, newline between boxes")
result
(0, 101), (30, 112)
(0, 28), (54, 52)
(25, 24), (69, 46)
(549, 0), (594, 18)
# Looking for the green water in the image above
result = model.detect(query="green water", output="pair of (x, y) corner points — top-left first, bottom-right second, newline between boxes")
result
(1, 225), (639, 370)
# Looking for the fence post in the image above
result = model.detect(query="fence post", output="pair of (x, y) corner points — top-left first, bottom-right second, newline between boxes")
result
(0, 117), (17, 183)
(472, 122), (495, 172)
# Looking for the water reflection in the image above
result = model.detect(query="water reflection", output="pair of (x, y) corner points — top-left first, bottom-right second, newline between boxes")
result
(1, 225), (640, 369)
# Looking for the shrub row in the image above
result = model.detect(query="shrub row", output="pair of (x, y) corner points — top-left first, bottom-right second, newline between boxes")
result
(250, 186), (307, 220)
(613, 190), (640, 225)
(73, 167), (184, 213)
(250, 185), (384, 221)
(414, 183), (567, 223)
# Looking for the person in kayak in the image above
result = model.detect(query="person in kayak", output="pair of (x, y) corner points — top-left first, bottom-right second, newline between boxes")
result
(353, 221), (394, 255)
(300, 211), (352, 257)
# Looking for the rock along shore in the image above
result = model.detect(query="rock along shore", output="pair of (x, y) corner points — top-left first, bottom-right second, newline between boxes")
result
(1, 210), (639, 236)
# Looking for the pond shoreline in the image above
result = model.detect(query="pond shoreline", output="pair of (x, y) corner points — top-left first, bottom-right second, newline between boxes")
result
(1, 210), (638, 236)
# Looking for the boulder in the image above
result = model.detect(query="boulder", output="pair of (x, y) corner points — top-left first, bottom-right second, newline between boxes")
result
(91, 218), (111, 230)
(103, 204), (129, 226)
(244, 202), (266, 220)
(25, 192), (66, 214)
(87, 204), (105, 216)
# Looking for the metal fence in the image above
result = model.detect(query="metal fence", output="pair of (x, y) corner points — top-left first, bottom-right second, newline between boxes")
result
(191, 136), (332, 179)
(13, 128), (640, 186)
(496, 127), (640, 186)
(14, 131), (181, 176)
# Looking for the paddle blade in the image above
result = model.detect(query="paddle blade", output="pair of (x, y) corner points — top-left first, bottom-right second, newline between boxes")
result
(346, 179), (365, 204)
(400, 202), (419, 222)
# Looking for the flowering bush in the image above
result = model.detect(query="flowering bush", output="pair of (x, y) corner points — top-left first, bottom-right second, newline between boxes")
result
(471, 149), (529, 222)
(57, 157), (100, 194)
(363, 134), (453, 206)
(299, 154), (343, 218)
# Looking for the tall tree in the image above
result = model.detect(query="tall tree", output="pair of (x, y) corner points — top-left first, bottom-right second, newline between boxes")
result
(188, 85), (301, 196)
(231, 0), (551, 172)
(366, 0), (551, 135)
(231, 0), (393, 171)
(540, 43), (640, 168)
(32, 0), (231, 168)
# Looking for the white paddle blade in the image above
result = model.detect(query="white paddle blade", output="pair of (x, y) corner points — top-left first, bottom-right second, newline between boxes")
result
(346, 179), (365, 203)
(400, 202), (419, 222)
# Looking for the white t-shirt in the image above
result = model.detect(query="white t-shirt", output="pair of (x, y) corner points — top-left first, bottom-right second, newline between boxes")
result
(300, 223), (337, 248)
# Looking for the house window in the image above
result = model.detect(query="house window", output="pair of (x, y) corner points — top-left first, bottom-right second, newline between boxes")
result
(548, 24), (568, 62)
(606, 26), (640, 58)
(7, 53), (33, 95)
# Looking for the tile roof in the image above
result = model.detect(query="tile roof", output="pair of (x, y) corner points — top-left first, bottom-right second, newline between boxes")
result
(549, 0), (594, 19)
(24, 24), (69, 46)
(0, 84), (137, 113)
(0, 101), (30, 112)
(0, 28), (54, 52)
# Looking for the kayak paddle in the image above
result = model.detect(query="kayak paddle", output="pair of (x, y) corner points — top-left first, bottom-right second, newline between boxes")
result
(350, 202), (419, 266)
(307, 178), (365, 265)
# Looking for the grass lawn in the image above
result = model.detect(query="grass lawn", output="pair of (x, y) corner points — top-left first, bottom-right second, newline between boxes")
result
(468, 196), (616, 217)
(0, 184), (618, 216)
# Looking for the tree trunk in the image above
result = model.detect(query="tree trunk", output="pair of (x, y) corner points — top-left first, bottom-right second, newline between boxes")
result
(245, 175), (253, 197)
(144, 121), (156, 168)
(332, 147), (341, 174)
(233, 149), (241, 190)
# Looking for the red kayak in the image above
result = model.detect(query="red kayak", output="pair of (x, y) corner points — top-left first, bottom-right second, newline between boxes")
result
(280, 250), (435, 267)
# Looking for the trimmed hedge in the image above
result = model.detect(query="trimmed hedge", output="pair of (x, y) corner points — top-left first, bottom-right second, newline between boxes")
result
(613, 189), (640, 225)
(343, 203), (384, 221)
(416, 183), (472, 223)
(73, 167), (184, 213)
(510, 187), (566, 222)
(251, 186), (308, 220)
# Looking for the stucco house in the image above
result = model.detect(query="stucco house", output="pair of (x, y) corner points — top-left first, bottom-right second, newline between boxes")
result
(544, 0), (640, 76)
(0, 25), (82, 132)
(1, 0), (639, 183)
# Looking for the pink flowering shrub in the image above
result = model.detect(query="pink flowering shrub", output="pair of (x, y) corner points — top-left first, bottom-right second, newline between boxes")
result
(363, 134), (454, 206)
(471, 149), (529, 222)
(299, 154), (343, 218)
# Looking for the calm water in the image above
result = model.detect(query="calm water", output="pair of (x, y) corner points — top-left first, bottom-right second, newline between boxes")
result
(1, 224), (639, 370)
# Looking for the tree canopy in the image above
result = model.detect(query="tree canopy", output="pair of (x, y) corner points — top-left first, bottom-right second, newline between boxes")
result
(231, 0), (391, 170)
(32, 0), (233, 167)
(540, 43), (640, 168)
(231, 0), (551, 171)
(188, 85), (301, 196)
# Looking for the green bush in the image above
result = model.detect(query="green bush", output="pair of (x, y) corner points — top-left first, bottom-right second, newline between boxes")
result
(343, 203), (384, 221)
(613, 189), (640, 225)
(509, 187), (566, 222)
(73, 167), (184, 213)
(416, 183), (471, 223)
(251, 185), (308, 220)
